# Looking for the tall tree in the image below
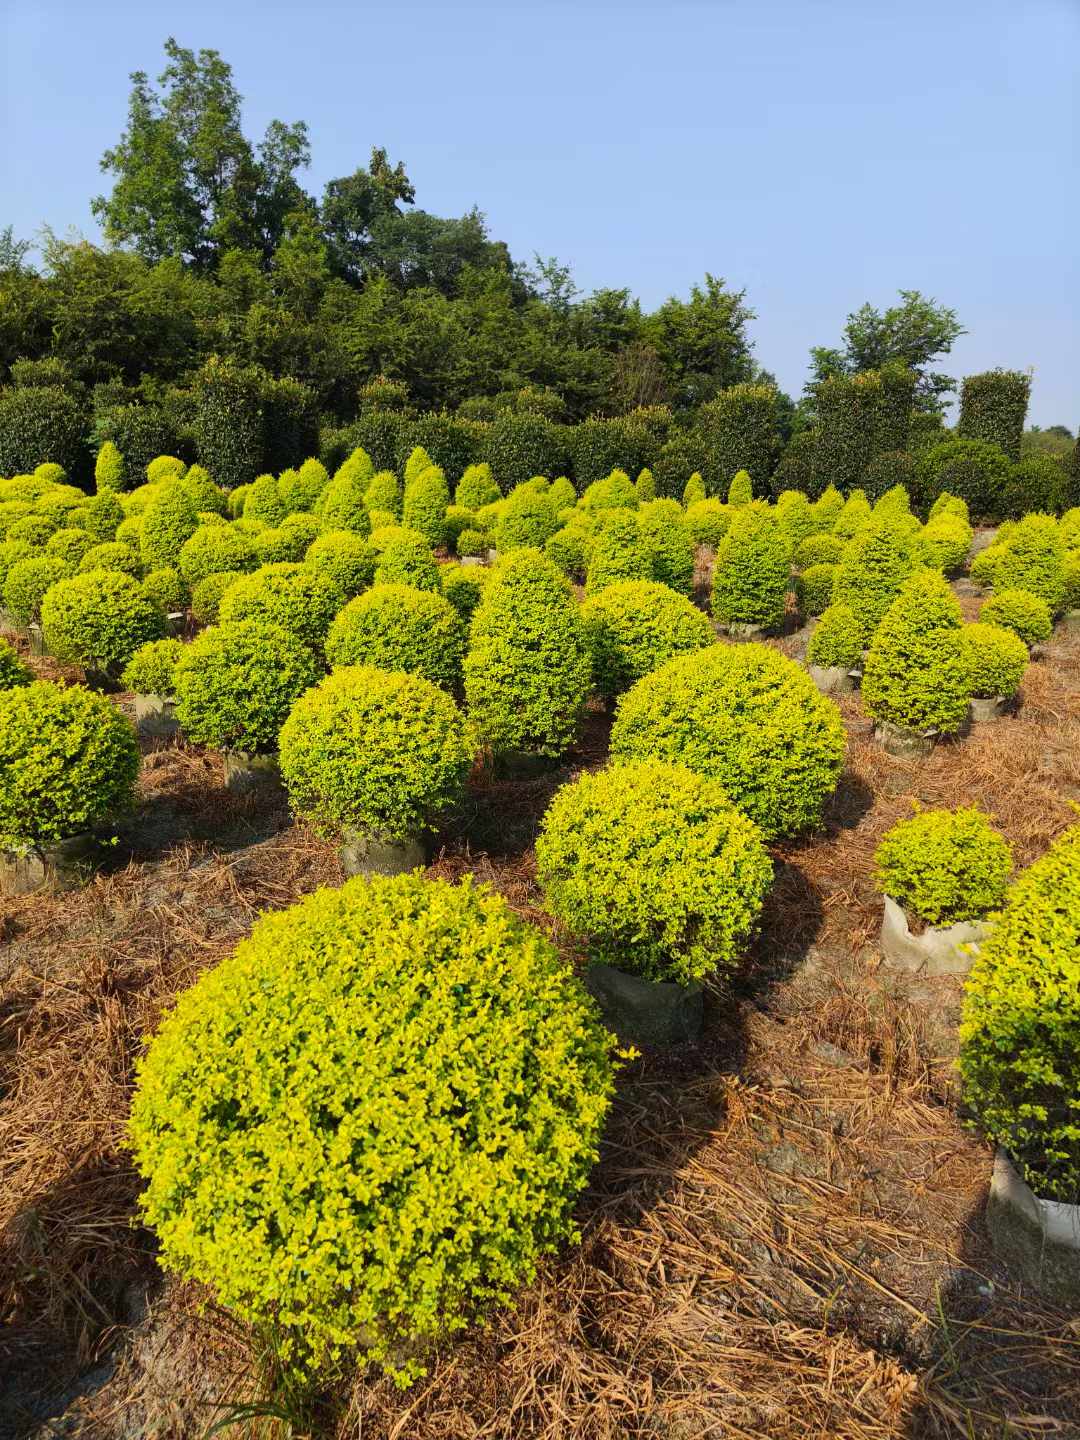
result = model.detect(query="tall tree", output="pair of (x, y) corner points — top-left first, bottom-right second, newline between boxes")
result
(92, 38), (310, 269)
(643, 275), (755, 408)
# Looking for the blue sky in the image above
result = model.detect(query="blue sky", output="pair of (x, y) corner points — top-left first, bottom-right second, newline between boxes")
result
(3, 0), (1077, 426)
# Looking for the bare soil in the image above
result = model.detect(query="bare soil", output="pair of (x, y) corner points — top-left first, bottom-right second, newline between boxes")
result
(2, 605), (1079, 1439)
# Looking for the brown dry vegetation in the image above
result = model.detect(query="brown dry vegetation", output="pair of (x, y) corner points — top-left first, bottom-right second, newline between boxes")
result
(1, 606), (1079, 1440)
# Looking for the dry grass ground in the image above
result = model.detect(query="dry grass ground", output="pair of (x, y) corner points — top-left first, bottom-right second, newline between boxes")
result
(1, 605), (1078, 1439)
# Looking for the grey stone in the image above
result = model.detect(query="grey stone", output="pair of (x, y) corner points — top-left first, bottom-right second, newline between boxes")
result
(719, 620), (772, 641)
(134, 693), (179, 740)
(879, 895), (989, 976)
(340, 830), (426, 878)
(808, 663), (854, 696)
(0, 832), (97, 896)
(585, 961), (703, 1046)
(459, 554), (484, 567)
(874, 721), (936, 758)
(486, 548), (500, 564)
(969, 694), (1012, 725)
(222, 748), (284, 797)
(987, 1148), (1080, 1305)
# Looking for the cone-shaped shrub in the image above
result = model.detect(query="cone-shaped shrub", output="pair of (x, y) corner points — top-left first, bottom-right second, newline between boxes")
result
(991, 513), (1067, 613)
(304, 530), (375, 600)
(795, 563), (836, 617)
(181, 465), (228, 517)
(637, 499), (694, 595)
(280, 667), (470, 841)
(584, 511), (650, 594)
(455, 463), (500, 511)
(317, 473), (372, 537)
(959, 822), (1080, 1200)
(862, 571), (970, 735)
(42, 569), (165, 675)
(579, 469), (638, 513)
(403, 445), (434, 486)
(929, 492), (971, 524)
(174, 620), (319, 754)
(921, 514), (972, 574)
(465, 548), (591, 758)
(364, 469), (401, 519)
(1063, 552), (1080, 610)
(684, 499), (731, 548)
(634, 468), (656, 502)
(876, 807), (1012, 924)
(3, 556), (73, 625)
(495, 487), (559, 554)
(775, 491), (817, 552)
(0, 639), (31, 690)
(140, 485), (200, 571)
(403, 465), (450, 549)
(147, 456), (185, 485)
(326, 585), (465, 691)
(727, 469), (752, 506)
(794, 534), (845, 570)
(806, 603), (863, 670)
(812, 485), (845, 531)
(121, 637), (185, 697)
(128, 871), (615, 1380)
(833, 489), (872, 540)
(243, 475), (286, 529)
(711, 505), (789, 629)
(831, 513), (920, 641)
(178, 524), (256, 587)
(279, 457), (329, 514)
(611, 644), (846, 839)
(218, 563), (342, 655)
(581, 580), (714, 700)
(548, 476), (577, 512)
(979, 588), (1053, 647)
(333, 446), (375, 489)
(682, 472), (706, 506)
(959, 622), (1028, 699)
(0, 680), (140, 849)
(536, 760), (772, 985)
(95, 441), (124, 494)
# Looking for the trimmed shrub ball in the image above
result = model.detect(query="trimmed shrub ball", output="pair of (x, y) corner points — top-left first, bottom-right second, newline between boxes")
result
(0, 638), (31, 690)
(372, 530), (442, 593)
(42, 569), (166, 676)
(0, 680), (140, 849)
(536, 760), (773, 985)
(280, 666), (471, 841)
(218, 563), (343, 654)
(921, 514), (972, 575)
(252, 525), (314, 566)
(979, 588), (1053, 648)
(610, 644), (846, 839)
(875, 806), (1012, 925)
(862, 570), (970, 736)
(78, 541), (143, 578)
(304, 530), (375, 600)
(326, 584), (465, 691)
(46, 527), (97, 568)
(991, 513), (1067, 613)
(584, 511), (650, 595)
(121, 637), (185, 697)
(128, 871), (616, 1379)
(439, 563), (487, 626)
(959, 622), (1028, 699)
(711, 504), (790, 630)
(190, 571), (240, 625)
(465, 548), (591, 759)
(142, 567), (187, 615)
(580, 580), (713, 700)
(140, 484), (200, 571)
(178, 524), (256, 587)
(959, 822), (1080, 1201)
(794, 563), (836, 618)
(3, 556), (73, 626)
(793, 534), (845, 570)
(173, 620), (320, 755)
(806, 603), (863, 671)
(77, 491), (126, 542)
(683, 499), (730, 548)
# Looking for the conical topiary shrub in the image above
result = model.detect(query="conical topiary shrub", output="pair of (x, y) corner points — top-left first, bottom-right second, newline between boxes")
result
(862, 570), (971, 738)
(710, 504), (789, 631)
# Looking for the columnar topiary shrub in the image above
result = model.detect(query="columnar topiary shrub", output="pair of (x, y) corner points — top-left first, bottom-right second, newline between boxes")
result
(122, 637), (185, 697)
(0, 680), (140, 849)
(326, 585), (465, 691)
(806, 603), (863, 670)
(3, 556), (73, 626)
(455, 463), (501, 511)
(0, 386), (86, 481)
(794, 564), (836, 618)
(0, 639), (31, 690)
(536, 760), (772, 985)
(173, 620), (319, 756)
(698, 384), (778, 495)
(727, 468), (753, 506)
(218, 563), (342, 654)
(979, 588), (1053, 648)
(128, 871), (615, 1379)
(862, 571), (970, 736)
(915, 439), (1010, 518)
(876, 807), (1012, 925)
(495, 487), (559, 554)
(402, 466), (450, 549)
(465, 548), (591, 759)
(636, 499), (694, 595)
(278, 457), (329, 514)
(192, 356), (266, 490)
(178, 524), (256, 588)
(140, 485), (200, 572)
(831, 513), (919, 641)
(584, 511), (650, 594)
(95, 441), (124, 494)
(959, 622), (1028, 700)
(959, 822), (1080, 1201)
(280, 667), (471, 843)
(991, 514), (1067, 613)
(610, 644), (846, 839)
(304, 530), (375, 600)
(813, 365), (915, 491)
(41, 569), (165, 677)
(958, 370), (1031, 463)
(682, 472), (706, 507)
(710, 505), (789, 631)
(581, 580), (714, 700)
(683, 498), (730, 548)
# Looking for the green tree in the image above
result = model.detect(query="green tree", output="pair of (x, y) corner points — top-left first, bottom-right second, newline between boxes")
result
(643, 274), (755, 408)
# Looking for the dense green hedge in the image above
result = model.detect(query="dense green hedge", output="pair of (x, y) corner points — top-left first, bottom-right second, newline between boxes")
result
(698, 383), (778, 493)
(813, 364), (915, 492)
(0, 386), (87, 482)
(192, 357), (266, 491)
(957, 370), (1030, 462)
